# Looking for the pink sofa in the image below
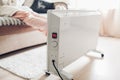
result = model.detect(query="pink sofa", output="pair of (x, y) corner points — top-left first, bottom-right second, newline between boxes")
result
(0, 25), (47, 55)
(0, 1), (67, 55)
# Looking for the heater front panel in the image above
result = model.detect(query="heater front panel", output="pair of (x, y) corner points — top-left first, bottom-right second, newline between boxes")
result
(59, 15), (101, 68)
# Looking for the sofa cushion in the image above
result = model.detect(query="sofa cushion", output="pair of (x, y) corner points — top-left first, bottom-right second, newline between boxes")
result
(30, 0), (55, 13)
(0, 25), (36, 36)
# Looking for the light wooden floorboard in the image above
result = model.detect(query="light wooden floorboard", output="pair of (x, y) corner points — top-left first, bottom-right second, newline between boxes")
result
(0, 68), (24, 80)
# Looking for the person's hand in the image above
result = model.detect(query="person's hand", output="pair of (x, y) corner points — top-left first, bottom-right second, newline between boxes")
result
(12, 11), (30, 20)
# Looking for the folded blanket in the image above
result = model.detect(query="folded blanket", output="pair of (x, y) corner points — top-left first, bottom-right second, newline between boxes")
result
(0, 17), (24, 26)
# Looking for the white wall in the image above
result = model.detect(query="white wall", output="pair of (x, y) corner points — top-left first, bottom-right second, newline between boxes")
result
(68, 0), (100, 10)
(68, 0), (120, 10)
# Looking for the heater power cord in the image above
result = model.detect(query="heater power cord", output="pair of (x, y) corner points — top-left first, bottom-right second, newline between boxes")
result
(52, 60), (63, 80)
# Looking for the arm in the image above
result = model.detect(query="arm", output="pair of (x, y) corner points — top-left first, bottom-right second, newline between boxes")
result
(12, 11), (47, 35)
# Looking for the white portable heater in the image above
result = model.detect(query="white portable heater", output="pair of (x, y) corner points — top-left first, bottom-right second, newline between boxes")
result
(47, 10), (102, 80)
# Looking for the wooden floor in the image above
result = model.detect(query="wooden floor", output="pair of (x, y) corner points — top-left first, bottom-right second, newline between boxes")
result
(0, 37), (120, 80)
(0, 68), (23, 80)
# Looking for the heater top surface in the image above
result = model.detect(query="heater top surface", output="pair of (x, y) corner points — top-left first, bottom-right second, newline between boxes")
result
(48, 10), (101, 18)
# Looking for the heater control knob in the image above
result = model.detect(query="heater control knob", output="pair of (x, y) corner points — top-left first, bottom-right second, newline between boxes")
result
(51, 41), (58, 47)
